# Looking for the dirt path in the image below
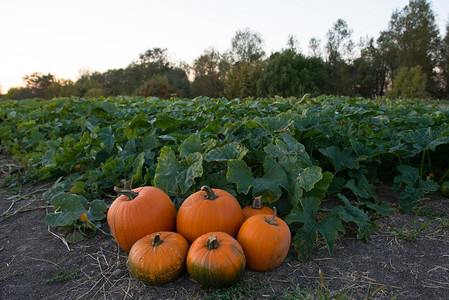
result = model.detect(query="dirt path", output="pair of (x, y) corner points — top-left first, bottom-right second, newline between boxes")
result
(1, 176), (449, 299)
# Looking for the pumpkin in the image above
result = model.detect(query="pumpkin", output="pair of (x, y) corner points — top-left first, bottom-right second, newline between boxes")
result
(187, 232), (246, 288)
(242, 196), (274, 221)
(176, 186), (244, 244)
(127, 231), (189, 285)
(107, 182), (177, 252)
(237, 207), (291, 271)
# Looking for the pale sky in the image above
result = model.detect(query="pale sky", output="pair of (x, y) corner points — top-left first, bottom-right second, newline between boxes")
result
(1, 0), (448, 93)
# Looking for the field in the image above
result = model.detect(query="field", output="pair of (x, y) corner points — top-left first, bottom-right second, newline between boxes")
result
(1, 95), (449, 299)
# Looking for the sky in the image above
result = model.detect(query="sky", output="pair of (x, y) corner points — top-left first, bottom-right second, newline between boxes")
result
(1, 0), (449, 93)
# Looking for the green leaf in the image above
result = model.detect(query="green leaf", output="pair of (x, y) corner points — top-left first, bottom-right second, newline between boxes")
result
(66, 230), (86, 243)
(131, 152), (146, 185)
(126, 112), (152, 138)
(226, 156), (289, 202)
(286, 196), (344, 261)
(98, 126), (115, 154)
(254, 112), (294, 134)
(154, 146), (203, 196)
(332, 194), (375, 242)
(393, 165), (440, 212)
(154, 114), (182, 130)
(179, 134), (203, 157)
(45, 193), (88, 227)
(345, 175), (377, 200)
(204, 142), (248, 162)
(70, 181), (86, 195)
(87, 199), (107, 222)
(319, 146), (358, 173)
(226, 159), (254, 195)
(297, 166), (323, 192)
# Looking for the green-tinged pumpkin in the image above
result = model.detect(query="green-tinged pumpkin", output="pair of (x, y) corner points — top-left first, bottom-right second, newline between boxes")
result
(237, 207), (291, 271)
(186, 232), (246, 288)
(107, 183), (177, 252)
(242, 196), (275, 221)
(176, 186), (244, 244)
(127, 231), (189, 285)
(441, 180), (449, 197)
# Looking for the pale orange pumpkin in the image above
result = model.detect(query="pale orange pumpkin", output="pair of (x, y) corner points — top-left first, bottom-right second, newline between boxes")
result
(107, 183), (177, 252)
(242, 196), (274, 221)
(127, 231), (189, 285)
(237, 207), (291, 271)
(176, 186), (244, 244)
(187, 232), (246, 288)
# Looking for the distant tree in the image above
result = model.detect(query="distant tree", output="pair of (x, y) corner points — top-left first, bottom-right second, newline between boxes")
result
(325, 19), (353, 64)
(191, 48), (226, 97)
(309, 37), (322, 58)
(102, 68), (125, 96)
(138, 47), (171, 74)
(134, 74), (177, 98)
(388, 65), (428, 99)
(224, 61), (265, 99)
(5, 87), (34, 100)
(164, 67), (192, 98)
(353, 37), (388, 97)
(230, 28), (265, 63)
(438, 22), (449, 98)
(257, 50), (330, 97)
(23, 72), (56, 98)
(75, 70), (104, 97)
(377, 0), (440, 95)
(325, 19), (356, 95)
(285, 34), (300, 53)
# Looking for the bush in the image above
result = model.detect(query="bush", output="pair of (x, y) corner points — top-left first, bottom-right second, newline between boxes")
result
(388, 65), (427, 99)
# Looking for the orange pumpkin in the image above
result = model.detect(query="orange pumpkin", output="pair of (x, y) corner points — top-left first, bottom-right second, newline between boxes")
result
(242, 196), (274, 221)
(176, 186), (244, 244)
(237, 207), (291, 271)
(187, 232), (246, 288)
(127, 231), (189, 285)
(107, 183), (177, 252)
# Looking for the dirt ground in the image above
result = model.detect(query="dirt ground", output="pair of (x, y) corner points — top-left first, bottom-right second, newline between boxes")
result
(1, 154), (449, 299)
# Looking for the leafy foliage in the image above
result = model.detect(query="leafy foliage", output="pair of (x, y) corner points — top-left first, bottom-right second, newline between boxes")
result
(1, 95), (448, 260)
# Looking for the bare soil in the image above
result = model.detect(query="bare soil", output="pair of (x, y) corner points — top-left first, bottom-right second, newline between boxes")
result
(1, 154), (449, 299)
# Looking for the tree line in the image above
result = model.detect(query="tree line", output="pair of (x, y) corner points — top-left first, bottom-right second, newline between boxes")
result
(4, 0), (449, 100)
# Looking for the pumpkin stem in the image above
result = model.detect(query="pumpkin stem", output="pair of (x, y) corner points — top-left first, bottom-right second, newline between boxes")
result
(151, 233), (163, 246)
(251, 196), (264, 209)
(206, 235), (219, 250)
(113, 186), (138, 200)
(201, 186), (218, 200)
(265, 207), (279, 226)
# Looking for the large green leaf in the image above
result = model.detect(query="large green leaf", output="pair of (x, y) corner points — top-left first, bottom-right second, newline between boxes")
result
(393, 165), (440, 212)
(254, 112), (294, 135)
(319, 145), (359, 173)
(345, 175), (377, 200)
(204, 142), (248, 162)
(154, 146), (203, 196)
(131, 152), (146, 185)
(45, 193), (88, 227)
(286, 196), (345, 261)
(226, 156), (289, 202)
(98, 126), (115, 154)
(179, 134), (203, 157)
(332, 193), (375, 241)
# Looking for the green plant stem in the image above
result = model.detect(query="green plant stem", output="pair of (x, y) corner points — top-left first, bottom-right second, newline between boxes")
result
(420, 150), (426, 179)
(438, 169), (449, 184)
(426, 150), (433, 176)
